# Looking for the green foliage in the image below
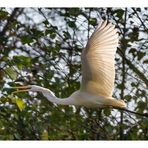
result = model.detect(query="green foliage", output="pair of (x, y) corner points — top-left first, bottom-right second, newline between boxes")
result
(5, 67), (17, 80)
(114, 9), (124, 19)
(13, 56), (32, 69)
(89, 18), (97, 26)
(13, 98), (26, 111)
(0, 8), (147, 140)
(0, 10), (9, 19)
(21, 35), (34, 44)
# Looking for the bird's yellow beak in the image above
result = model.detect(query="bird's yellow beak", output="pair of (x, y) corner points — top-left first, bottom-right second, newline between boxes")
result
(12, 86), (31, 94)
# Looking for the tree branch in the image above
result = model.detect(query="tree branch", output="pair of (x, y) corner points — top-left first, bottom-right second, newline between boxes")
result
(119, 8), (127, 140)
(113, 107), (148, 118)
(117, 49), (148, 88)
(132, 8), (148, 30)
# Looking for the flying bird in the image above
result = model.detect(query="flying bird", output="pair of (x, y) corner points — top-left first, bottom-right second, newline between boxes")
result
(13, 20), (126, 109)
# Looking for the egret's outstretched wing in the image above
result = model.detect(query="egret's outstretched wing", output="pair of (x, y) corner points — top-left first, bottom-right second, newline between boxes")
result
(81, 20), (118, 97)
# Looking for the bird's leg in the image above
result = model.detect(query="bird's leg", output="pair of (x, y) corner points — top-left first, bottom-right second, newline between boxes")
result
(11, 86), (31, 94)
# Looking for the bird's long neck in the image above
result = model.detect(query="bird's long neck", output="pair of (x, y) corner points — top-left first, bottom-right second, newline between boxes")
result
(38, 87), (74, 105)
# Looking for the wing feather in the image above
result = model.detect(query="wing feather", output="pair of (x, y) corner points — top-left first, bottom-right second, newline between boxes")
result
(81, 20), (118, 97)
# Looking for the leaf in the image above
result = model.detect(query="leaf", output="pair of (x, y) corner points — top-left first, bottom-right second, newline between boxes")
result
(14, 133), (21, 140)
(5, 67), (17, 80)
(117, 84), (124, 89)
(14, 98), (26, 111)
(30, 29), (43, 38)
(114, 9), (124, 19)
(103, 108), (111, 116)
(45, 26), (57, 35)
(143, 59), (148, 64)
(0, 10), (9, 19)
(141, 118), (148, 128)
(89, 18), (97, 26)
(136, 101), (146, 113)
(137, 51), (145, 61)
(0, 69), (5, 81)
(137, 101), (146, 109)
(131, 82), (138, 87)
(21, 35), (33, 44)
(67, 21), (76, 28)
(41, 130), (49, 140)
(63, 31), (71, 40)
(124, 95), (132, 101)
(0, 97), (10, 103)
(43, 20), (49, 25)
(13, 55), (31, 69)
(129, 48), (137, 54)
(136, 8), (141, 12)
(50, 32), (56, 39)
(130, 27), (139, 42)
(69, 8), (80, 16)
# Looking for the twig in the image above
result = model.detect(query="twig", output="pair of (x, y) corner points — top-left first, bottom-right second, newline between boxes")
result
(0, 8), (23, 36)
(132, 8), (147, 30)
(119, 8), (128, 140)
(120, 54), (148, 88)
(113, 107), (148, 118)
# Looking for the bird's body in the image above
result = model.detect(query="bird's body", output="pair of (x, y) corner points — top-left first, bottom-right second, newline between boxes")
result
(13, 20), (126, 109)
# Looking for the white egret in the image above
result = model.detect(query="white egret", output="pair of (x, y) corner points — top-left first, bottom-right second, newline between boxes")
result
(13, 20), (126, 109)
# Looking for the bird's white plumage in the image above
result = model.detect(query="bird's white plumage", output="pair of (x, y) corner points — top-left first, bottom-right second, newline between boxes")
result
(81, 20), (118, 97)
(13, 20), (126, 109)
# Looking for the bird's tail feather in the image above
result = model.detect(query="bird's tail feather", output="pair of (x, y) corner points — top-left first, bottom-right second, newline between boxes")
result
(105, 97), (126, 108)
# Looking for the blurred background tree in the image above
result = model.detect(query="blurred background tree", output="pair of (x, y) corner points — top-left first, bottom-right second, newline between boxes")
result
(0, 8), (147, 140)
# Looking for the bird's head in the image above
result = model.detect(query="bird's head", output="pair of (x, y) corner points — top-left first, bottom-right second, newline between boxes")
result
(12, 85), (56, 99)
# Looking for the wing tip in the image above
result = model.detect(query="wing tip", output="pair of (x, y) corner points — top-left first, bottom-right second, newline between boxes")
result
(97, 19), (117, 32)
(97, 19), (107, 29)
